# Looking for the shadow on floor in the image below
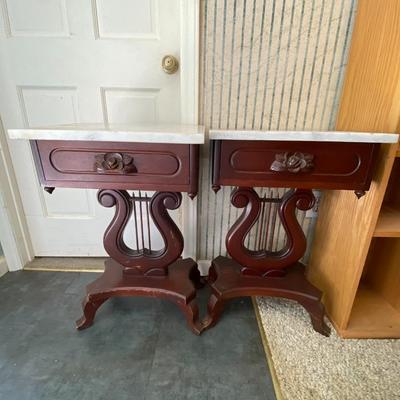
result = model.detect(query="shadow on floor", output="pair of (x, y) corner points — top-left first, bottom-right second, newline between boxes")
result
(0, 271), (276, 400)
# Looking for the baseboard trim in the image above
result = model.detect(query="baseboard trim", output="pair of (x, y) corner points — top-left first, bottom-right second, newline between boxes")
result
(0, 256), (8, 277)
(22, 257), (213, 276)
(24, 257), (105, 273)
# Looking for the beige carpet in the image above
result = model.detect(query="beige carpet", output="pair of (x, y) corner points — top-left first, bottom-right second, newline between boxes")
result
(255, 297), (400, 400)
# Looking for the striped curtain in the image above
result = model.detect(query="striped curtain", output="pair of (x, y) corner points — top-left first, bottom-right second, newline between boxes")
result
(197, 0), (357, 261)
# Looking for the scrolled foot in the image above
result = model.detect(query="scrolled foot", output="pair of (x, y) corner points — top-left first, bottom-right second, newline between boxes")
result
(311, 315), (331, 337)
(299, 299), (330, 337)
(76, 315), (93, 330)
(76, 296), (107, 331)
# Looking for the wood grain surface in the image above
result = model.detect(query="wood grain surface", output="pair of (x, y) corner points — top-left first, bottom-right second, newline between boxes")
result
(307, 0), (400, 333)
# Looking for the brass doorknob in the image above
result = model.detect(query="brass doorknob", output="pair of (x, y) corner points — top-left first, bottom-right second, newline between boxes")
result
(162, 55), (179, 74)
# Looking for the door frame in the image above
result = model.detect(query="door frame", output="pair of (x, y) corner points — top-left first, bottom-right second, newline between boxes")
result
(0, 0), (200, 270)
(0, 119), (34, 272)
(180, 0), (200, 260)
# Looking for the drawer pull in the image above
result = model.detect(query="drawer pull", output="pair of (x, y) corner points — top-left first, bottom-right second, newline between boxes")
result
(270, 152), (314, 173)
(95, 152), (136, 174)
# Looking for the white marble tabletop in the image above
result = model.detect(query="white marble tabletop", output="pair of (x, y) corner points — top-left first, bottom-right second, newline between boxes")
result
(209, 129), (399, 143)
(8, 123), (205, 144)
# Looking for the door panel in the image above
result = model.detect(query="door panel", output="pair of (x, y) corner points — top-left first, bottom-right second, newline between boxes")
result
(94, 0), (158, 39)
(0, 0), (183, 256)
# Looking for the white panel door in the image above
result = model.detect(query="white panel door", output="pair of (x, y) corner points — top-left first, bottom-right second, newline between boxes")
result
(0, 0), (189, 256)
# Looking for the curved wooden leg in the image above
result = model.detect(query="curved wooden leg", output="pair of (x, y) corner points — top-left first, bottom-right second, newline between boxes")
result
(76, 296), (108, 330)
(76, 259), (203, 334)
(202, 293), (226, 331)
(177, 298), (203, 335)
(297, 298), (330, 337)
(205, 257), (331, 336)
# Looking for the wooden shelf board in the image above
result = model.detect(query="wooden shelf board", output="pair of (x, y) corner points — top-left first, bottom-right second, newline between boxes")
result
(374, 205), (400, 237)
(340, 284), (400, 338)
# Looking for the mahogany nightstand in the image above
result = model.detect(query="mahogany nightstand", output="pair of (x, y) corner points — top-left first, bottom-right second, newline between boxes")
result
(9, 124), (205, 335)
(204, 129), (399, 336)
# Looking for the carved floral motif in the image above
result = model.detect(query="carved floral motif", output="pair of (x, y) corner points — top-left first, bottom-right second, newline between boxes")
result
(270, 152), (314, 173)
(95, 152), (136, 173)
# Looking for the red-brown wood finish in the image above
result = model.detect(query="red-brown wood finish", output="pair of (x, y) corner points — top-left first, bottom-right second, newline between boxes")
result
(204, 256), (330, 336)
(76, 258), (203, 335)
(206, 139), (380, 336)
(76, 188), (204, 334)
(226, 187), (315, 275)
(212, 140), (378, 191)
(31, 139), (202, 334)
(32, 140), (199, 197)
(205, 186), (329, 336)
(98, 190), (184, 276)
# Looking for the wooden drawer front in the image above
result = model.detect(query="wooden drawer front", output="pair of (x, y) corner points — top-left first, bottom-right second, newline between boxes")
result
(34, 141), (198, 193)
(213, 140), (378, 190)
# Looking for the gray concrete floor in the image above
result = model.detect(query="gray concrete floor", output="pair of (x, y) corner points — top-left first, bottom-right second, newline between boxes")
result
(0, 271), (276, 400)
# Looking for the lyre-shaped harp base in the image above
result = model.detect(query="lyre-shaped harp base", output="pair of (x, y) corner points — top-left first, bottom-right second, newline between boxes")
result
(205, 187), (330, 336)
(226, 187), (315, 276)
(76, 190), (204, 335)
(98, 190), (184, 276)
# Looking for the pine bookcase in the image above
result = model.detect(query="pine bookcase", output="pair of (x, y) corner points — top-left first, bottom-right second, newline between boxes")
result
(307, 0), (400, 338)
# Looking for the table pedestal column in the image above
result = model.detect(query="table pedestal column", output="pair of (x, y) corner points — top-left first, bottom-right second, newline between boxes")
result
(204, 187), (330, 336)
(76, 189), (203, 335)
